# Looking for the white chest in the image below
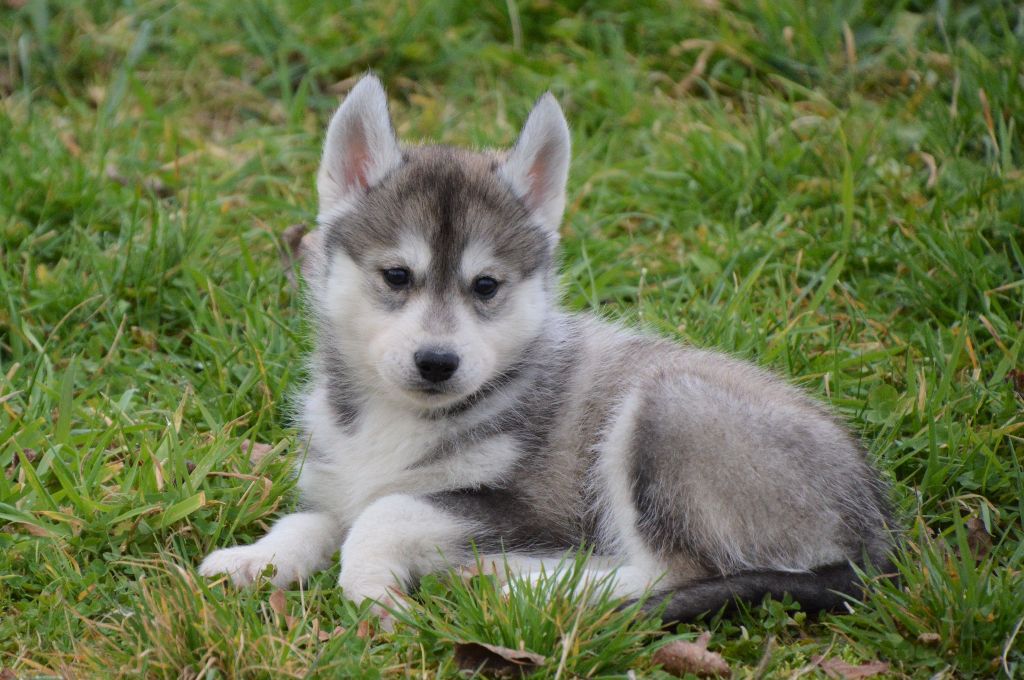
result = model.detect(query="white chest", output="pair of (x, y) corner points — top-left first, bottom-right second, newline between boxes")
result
(296, 384), (519, 527)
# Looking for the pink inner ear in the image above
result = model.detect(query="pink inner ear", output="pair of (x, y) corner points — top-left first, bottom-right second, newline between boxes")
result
(343, 119), (371, 191)
(525, 156), (549, 211)
(347, 144), (370, 190)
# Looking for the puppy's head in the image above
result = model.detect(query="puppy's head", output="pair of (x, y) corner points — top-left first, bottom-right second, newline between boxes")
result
(309, 75), (570, 408)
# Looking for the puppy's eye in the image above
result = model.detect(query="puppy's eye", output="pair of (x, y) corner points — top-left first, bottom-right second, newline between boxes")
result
(472, 276), (500, 300)
(382, 268), (411, 288)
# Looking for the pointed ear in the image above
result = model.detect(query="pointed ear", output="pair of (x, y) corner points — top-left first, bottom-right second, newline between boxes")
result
(317, 74), (402, 215)
(500, 93), (571, 234)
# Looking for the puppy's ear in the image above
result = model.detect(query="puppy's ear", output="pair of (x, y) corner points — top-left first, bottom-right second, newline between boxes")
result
(317, 74), (402, 215)
(500, 93), (571, 235)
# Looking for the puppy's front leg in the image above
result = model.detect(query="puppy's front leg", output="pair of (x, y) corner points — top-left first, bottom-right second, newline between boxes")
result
(200, 511), (342, 587)
(338, 494), (473, 608)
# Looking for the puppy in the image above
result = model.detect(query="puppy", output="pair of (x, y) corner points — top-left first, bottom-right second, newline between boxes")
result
(200, 75), (894, 622)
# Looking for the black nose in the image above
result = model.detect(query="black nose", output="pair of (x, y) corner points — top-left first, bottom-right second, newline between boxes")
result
(414, 349), (460, 383)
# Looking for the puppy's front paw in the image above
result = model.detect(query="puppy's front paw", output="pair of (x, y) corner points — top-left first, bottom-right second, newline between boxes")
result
(337, 569), (402, 605)
(338, 567), (407, 628)
(199, 545), (302, 587)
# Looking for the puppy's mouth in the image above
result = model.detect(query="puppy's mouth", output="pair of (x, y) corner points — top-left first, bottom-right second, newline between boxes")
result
(408, 380), (461, 398)
(404, 379), (475, 406)
(414, 385), (449, 395)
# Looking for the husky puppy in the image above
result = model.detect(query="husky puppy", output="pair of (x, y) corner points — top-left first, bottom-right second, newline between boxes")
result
(200, 75), (893, 621)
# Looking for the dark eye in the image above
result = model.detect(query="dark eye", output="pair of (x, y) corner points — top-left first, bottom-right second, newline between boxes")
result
(472, 276), (500, 300)
(382, 267), (411, 288)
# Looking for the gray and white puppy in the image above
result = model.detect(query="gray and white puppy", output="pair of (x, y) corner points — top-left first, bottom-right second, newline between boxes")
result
(200, 75), (894, 621)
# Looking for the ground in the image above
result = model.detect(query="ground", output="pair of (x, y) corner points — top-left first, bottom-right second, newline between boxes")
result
(1, 1), (1022, 677)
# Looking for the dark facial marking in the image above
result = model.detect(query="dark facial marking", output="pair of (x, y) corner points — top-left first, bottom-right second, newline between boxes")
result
(322, 146), (554, 302)
(322, 345), (361, 431)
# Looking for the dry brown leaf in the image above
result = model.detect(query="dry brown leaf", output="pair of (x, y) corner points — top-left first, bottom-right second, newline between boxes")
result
(966, 516), (993, 561)
(812, 655), (890, 679)
(318, 624), (346, 642)
(242, 439), (274, 465)
(356, 619), (375, 640)
(17, 522), (54, 538)
(453, 641), (546, 678)
(269, 588), (287, 616)
(268, 589), (298, 629)
(653, 632), (730, 678)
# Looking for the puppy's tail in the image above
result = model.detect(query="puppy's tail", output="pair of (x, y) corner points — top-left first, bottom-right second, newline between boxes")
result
(641, 561), (884, 623)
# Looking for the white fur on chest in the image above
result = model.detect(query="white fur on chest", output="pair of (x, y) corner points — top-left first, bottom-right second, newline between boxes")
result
(298, 384), (519, 528)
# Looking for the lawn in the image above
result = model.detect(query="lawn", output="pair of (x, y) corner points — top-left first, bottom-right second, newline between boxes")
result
(1, 0), (1022, 677)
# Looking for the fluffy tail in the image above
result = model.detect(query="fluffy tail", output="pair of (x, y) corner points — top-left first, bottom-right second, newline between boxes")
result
(642, 561), (879, 622)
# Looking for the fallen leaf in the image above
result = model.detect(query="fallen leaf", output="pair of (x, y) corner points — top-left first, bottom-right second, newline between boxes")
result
(0, 667), (18, 680)
(269, 588), (287, 615)
(242, 439), (274, 465)
(453, 641), (546, 678)
(17, 522), (54, 538)
(268, 588), (298, 629)
(318, 624), (346, 642)
(652, 632), (730, 678)
(812, 655), (890, 679)
(966, 516), (993, 561)
(356, 618), (375, 640)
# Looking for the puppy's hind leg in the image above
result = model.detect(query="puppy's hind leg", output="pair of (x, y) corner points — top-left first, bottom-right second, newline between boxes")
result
(498, 553), (662, 603)
(199, 511), (342, 587)
(591, 390), (683, 599)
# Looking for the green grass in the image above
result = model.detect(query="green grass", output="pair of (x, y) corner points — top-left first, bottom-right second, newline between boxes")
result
(1, 0), (1022, 676)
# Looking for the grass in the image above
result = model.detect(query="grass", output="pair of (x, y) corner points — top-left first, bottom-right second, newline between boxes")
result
(1, 0), (1022, 676)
